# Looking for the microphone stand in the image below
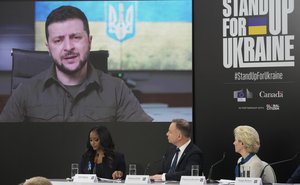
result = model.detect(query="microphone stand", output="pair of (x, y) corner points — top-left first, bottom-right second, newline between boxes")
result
(260, 154), (298, 178)
(207, 152), (226, 183)
(144, 156), (165, 175)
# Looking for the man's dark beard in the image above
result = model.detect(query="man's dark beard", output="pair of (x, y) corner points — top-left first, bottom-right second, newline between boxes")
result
(54, 57), (88, 75)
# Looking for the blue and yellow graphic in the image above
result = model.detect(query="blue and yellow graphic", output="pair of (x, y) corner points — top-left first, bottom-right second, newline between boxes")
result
(248, 17), (267, 35)
(35, 1), (192, 70)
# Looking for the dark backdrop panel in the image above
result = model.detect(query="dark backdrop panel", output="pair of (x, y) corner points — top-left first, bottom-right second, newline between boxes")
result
(0, 122), (170, 185)
(194, 0), (300, 183)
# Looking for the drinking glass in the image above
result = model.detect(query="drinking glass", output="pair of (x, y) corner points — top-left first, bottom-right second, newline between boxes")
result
(191, 165), (199, 176)
(71, 163), (79, 178)
(242, 165), (250, 177)
(129, 164), (137, 175)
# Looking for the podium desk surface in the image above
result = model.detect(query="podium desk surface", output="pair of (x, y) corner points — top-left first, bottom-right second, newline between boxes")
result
(50, 180), (295, 185)
(50, 179), (180, 185)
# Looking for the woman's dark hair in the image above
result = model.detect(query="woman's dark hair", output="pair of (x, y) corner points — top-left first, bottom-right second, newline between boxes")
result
(86, 126), (115, 151)
(85, 126), (115, 165)
(45, 5), (90, 41)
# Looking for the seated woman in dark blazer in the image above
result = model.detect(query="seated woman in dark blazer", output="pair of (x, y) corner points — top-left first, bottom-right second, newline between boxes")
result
(79, 126), (126, 179)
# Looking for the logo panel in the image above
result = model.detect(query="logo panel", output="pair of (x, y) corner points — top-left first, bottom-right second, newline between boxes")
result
(233, 89), (253, 102)
(105, 2), (136, 42)
(222, 0), (295, 68)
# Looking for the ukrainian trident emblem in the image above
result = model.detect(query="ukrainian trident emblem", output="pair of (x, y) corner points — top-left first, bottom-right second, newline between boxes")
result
(105, 2), (136, 42)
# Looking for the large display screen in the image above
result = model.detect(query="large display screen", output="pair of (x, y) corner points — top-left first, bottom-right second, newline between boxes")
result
(35, 0), (192, 71)
(0, 1), (192, 122)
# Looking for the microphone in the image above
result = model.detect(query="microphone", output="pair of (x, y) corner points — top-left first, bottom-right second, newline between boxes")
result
(260, 153), (298, 178)
(207, 152), (226, 183)
(144, 155), (165, 175)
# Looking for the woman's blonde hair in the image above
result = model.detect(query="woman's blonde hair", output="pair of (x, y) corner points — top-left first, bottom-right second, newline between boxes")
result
(23, 176), (52, 185)
(234, 125), (260, 153)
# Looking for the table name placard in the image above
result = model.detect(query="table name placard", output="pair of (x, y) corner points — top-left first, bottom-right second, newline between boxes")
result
(125, 175), (150, 184)
(73, 174), (98, 183)
(180, 176), (206, 185)
(235, 177), (262, 185)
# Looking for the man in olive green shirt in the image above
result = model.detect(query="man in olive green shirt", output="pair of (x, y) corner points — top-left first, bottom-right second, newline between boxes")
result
(0, 5), (152, 122)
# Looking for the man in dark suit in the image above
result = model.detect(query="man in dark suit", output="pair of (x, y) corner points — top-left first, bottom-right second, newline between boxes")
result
(150, 119), (203, 181)
(287, 164), (300, 183)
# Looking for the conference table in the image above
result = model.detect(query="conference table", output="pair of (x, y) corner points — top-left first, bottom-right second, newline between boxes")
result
(50, 179), (180, 185)
(51, 182), (179, 185)
(50, 179), (292, 185)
